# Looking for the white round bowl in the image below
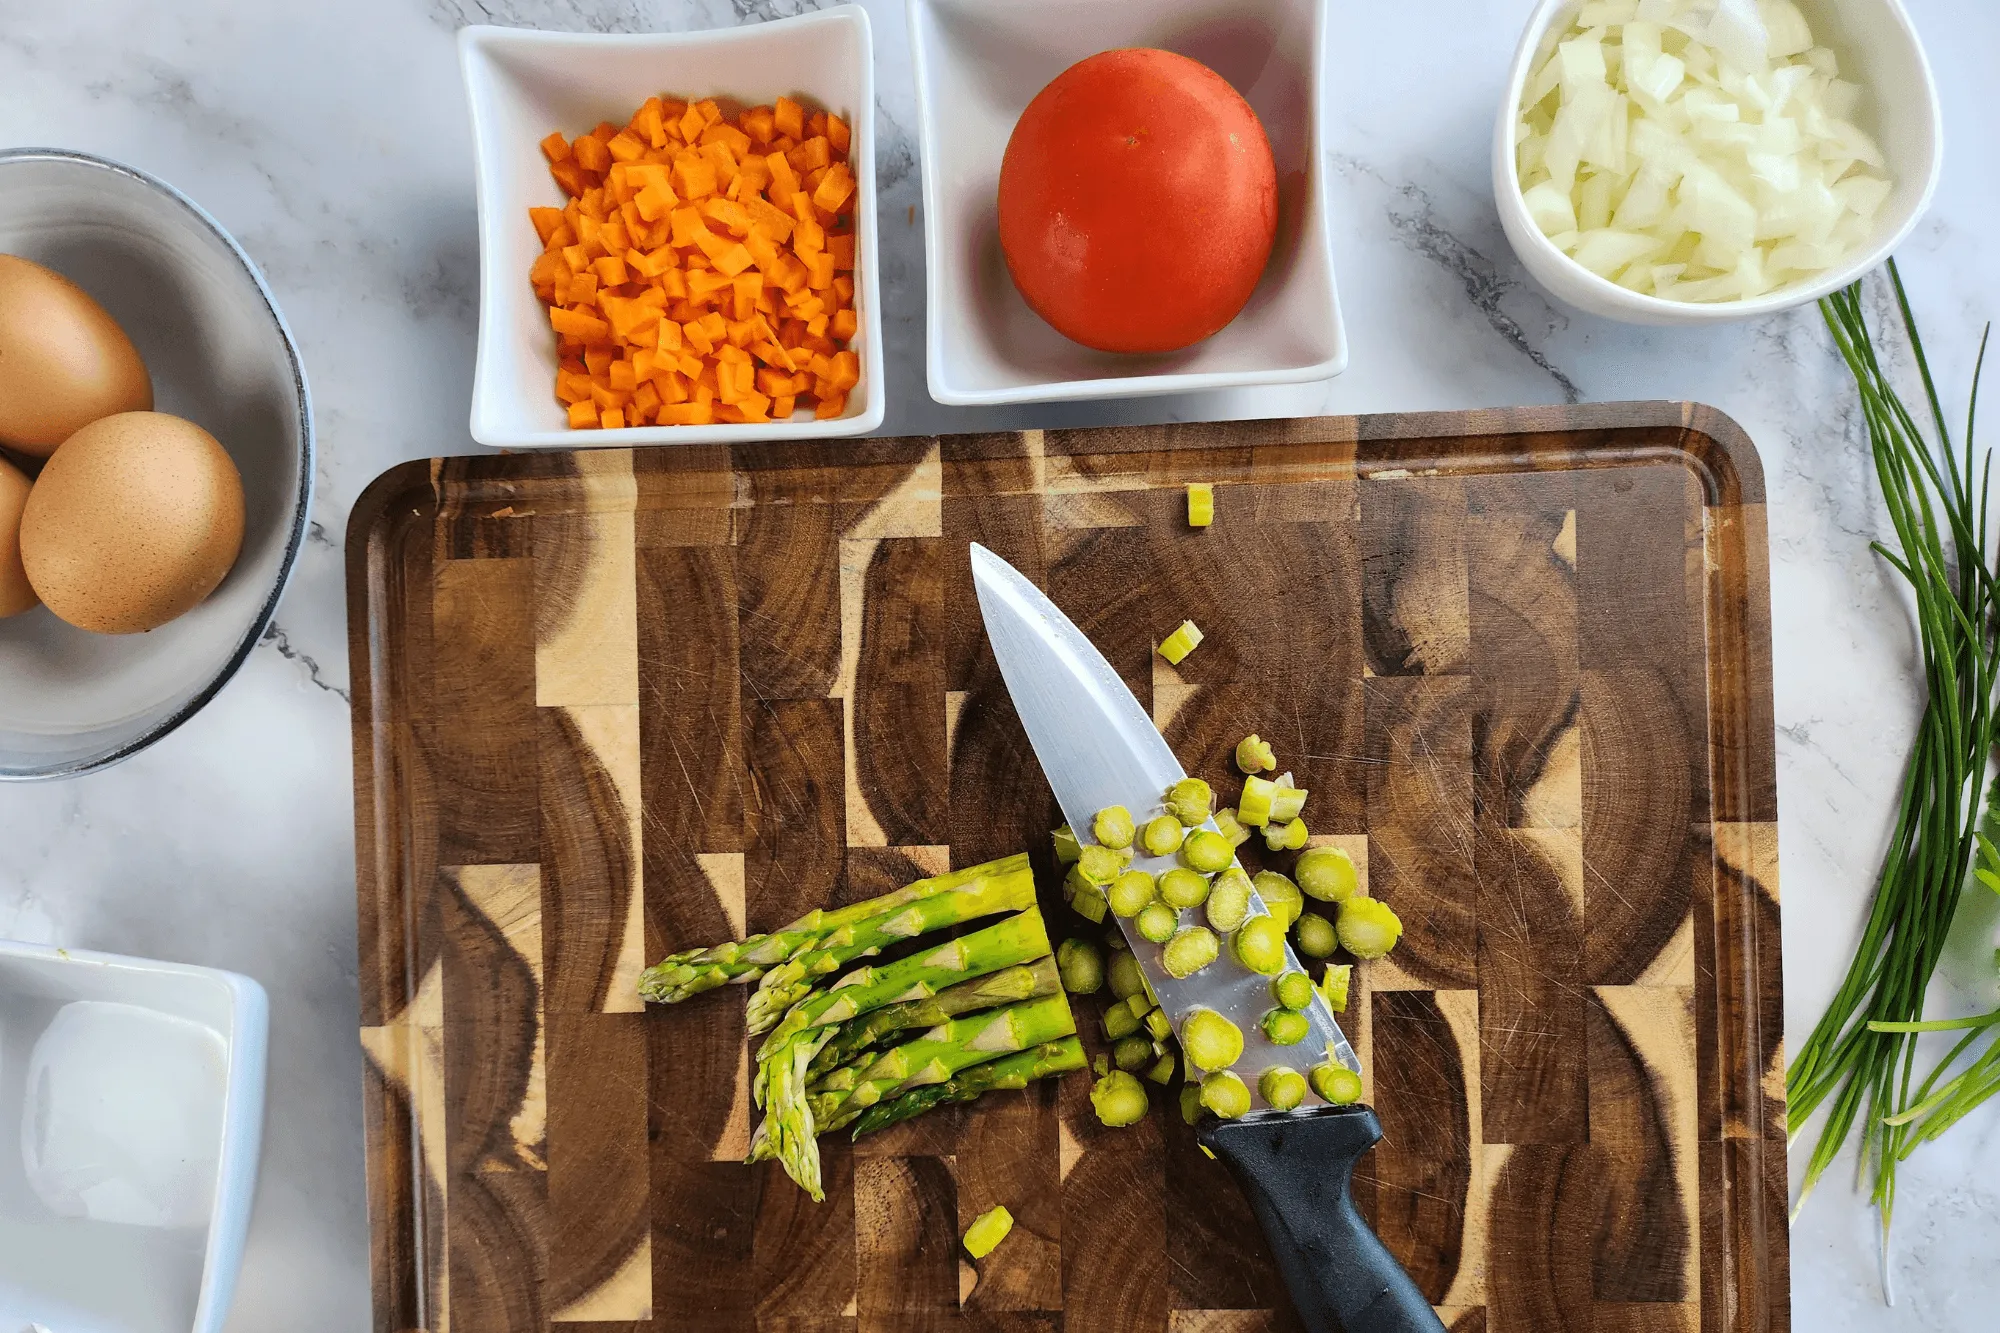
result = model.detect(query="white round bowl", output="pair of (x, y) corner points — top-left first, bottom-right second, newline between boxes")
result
(1492, 0), (1942, 326)
(0, 149), (313, 780)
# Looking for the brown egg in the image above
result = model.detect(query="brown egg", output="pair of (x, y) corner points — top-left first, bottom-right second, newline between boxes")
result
(0, 254), (154, 458)
(0, 452), (36, 617)
(20, 412), (244, 634)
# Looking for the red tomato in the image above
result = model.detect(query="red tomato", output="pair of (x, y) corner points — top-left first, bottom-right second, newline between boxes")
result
(998, 48), (1278, 354)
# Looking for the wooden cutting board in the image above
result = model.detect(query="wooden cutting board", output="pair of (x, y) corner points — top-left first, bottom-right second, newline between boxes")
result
(347, 403), (1786, 1333)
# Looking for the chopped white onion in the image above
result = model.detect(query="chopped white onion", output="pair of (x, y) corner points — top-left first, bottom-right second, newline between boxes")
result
(1516, 0), (1892, 302)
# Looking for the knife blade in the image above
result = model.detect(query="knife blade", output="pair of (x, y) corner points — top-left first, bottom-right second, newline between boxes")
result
(971, 542), (1445, 1333)
(968, 542), (1357, 1089)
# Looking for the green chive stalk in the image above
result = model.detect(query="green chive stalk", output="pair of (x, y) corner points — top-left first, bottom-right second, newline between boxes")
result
(1787, 262), (1997, 1255)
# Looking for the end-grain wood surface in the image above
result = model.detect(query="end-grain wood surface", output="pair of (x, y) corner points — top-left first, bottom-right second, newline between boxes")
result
(347, 404), (1785, 1333)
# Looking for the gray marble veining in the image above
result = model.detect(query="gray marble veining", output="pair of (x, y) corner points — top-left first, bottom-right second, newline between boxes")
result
(1, 0), (1996, 1328)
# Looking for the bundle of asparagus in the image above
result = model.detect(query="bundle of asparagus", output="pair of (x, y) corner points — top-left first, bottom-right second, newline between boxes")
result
(640, 853), (1080, 1200)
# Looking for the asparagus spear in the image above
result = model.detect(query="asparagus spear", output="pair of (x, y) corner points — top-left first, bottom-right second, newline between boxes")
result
(811, 994), (1078, 1134)
(639, 854), (1031, 1004)
(849, 1037), (1087, 1139)
(752, 908), (1054, 1197)
(744, 859), (1038, 1033)
(807, 957), (1061, 1079)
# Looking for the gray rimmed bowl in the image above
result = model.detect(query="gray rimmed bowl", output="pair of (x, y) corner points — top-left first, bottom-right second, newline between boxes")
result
(0, 149), (313, 780)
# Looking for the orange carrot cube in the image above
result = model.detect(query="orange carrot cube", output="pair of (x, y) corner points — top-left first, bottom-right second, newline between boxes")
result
(743, 105), (777, 145)
(828, 233), (856, 271)
(827, 115), (851, 155)
(678, 102), (707, 144)
(542, 132), (573, 163)
(815, 391), (847, 420)
(601, 406), (625, 430)
(573, 135), (611, 173)
(550, 306), (612, 342)
(592, 255), (630, 287)
(831, 308), (858, 342)
(584, 346), (614, 376)
(773, 393), (797, 419)
(550, 160), (592, 197)
(530, 206), (566, 244)
(813, 165), (855, 212)
(788, 136), (831, 172)
(568, 400), (599, 429)
(672, 155), (717, 200)
(774, 96), (805, 141)
(635, 182), (678, 223)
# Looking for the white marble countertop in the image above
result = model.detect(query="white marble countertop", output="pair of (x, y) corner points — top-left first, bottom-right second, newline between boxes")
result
(2, 0), (1997, 1328)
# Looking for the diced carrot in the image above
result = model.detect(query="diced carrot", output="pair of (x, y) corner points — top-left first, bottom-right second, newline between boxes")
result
(830, 350), (860, 392)
(551, 160), (592, 197)
(657, 319), (683, 352)
(732, 273), (762, 319)
(678, 102), (706, 145)
(712, 243), (755, 278)
(530, 248), (566, 286)
(620, 199), (646, 234)
(832, 308), (858, 342)
(813, 165), (855, 212)
(593, 255), (630, 287)
(773, 393), (797, 419)
(608, 359), (637, 393)
(633, 379), (662, 418)
(601, 406), (626, 430)
(742, 105), (776, 145)
(700, 121), (753, 157)
(672, 155), (717, 200)
(542, 132), (573, 163)
(584, 346), (614, 376)
(573, 135), (611, 173)
(793, 216), (825, 255)
(683, 319), (715, 355)
(788, 136), (831, 172)
(815, 391), (846, 420)
(828, 233), (856, 271)
(659, 401), (715, 425)
(702, 197), (752, 236)
(827, 114), (850, 155)
(550, 306), (611, 341)
(807, 252), (836, 290)
(746, 196), (796, 243)
(774, 96), (805, 140)
(635, 97), (668, 149)
(790, 190), (815, 224)
(688, 269), (734, 298)
(600, 221), (630, 253)
(635, 182), (678, 223)
(568, 400), (599, 429)
(767, 151), (799, 200)
(556, 369), (593, 403)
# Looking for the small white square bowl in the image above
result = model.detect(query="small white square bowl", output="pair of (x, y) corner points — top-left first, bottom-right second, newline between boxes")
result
(460, 9), (886, 447)
(909, 0), (1346, 407)
(0, 940), (268, 1333)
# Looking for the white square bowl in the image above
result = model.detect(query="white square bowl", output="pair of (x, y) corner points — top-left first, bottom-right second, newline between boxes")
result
(460, 8), (886, 447)
(0, 940), (268, 1333)
(909, 0), (1346, 407)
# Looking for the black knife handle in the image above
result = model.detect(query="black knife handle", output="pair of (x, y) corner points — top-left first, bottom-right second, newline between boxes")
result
(1198, 1106), (1447, 1333)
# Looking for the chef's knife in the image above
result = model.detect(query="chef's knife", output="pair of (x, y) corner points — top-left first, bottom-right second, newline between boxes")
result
(971, 543), (1444, 1333)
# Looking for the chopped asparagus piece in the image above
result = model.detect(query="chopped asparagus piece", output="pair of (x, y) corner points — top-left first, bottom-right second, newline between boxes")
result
(1235, 733), (1276, 774)
(1091, 1070), (1150, 1127)
(1319, 963), (1353, 1013)
(1205, 867), (1253, 932)
(1212, 808), (1251, 848)
(1187, 482), (1214, 528)
(1294, 912), (1338, 959)
(1159, 867), (1211, 909)
(1135, 901), (1179, 944)
(1162, 925), (1219, 978)
(1200, 1070), (1252, 1119)
(1104, 1002), (1142, 1041)
(1183, 1008), (1245, 1072)
(1077, 844), (1124, 886)
(1141, 815), (1186, 856)
(1232, 914), (1288, 975)
(1094, 805), (1135, 850)
(964, 1205), (1014, 1258)
(1113, 1034), (1155, 1071)
(1109, 869), (1158, 918)
(1052, 824), (1082, 865)
(1158, 620), (1204, 666)
(852, 1037), (1087, 1139)
(1180, 1083), (1204, 1125)
(1108, 949), (1147, 1000)
(1145, 1007), (1173, 1041)
(1093, 1053), (1111, 1077)
(1179, 830), (1232, 874)
(1260, 1007), (1311, 1045)
(1273, 970), (1315, 1011)
(1312, 1062), (1364, 1105)
(1057, 937), (1105, 995)
(1238, 775), (1276, 827)
(1070, 877), (1108, 924)
(1269, 778), (1307, 824)
(1262, 818), (1308, 852)
(1146, 1050), (1178, 1084)
(1260, 1066), (1308, 1111)
(1337, 897), (1404, 960)
(1164, 778), (1213, 826)
(1124, 993), (1153, 1021)
(1295, 846), (1359, 903)
(1252, 871), (1303, 929)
